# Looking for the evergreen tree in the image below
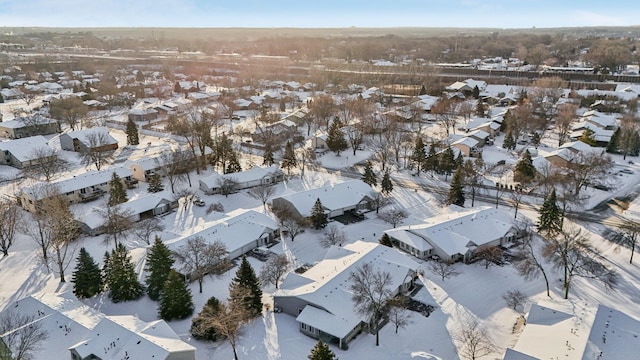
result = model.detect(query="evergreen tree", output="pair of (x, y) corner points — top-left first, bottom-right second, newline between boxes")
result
(310, 198), (328, 229)
(229, 256), (263, 318)
(439, 147), (456, 180)
(514, 150), (536, 183)
(125, 118), (139, 145)
(472, 85), (480, 99)
(191, 296), (222, 341)
(476, 100), (485, 116)
(538, 189), (563, 236)
(448, 166), (465, 207)
(410, 137), (426, 175)
(108, 172), (128, 206)
(381, 170), (393, 195)
(281, 141), (297, 176)
(424, 144), (438, 173)
(102, 251), (112, 289)
(361, 160), (378, 187)
(325, 118), (348, 156)
(308, 339), (337, 360)
(503, 130), (516, 150)
(607, 127), (621, 154)
(159, 270), (194, 321)
(72, 248), (103, 299)
(262, 143), (275, 166)
(226, 151), (242, 174)
(145, 236), (174, 301)
(379, 233), (393, 247)
(578, 128), (597, 146)
(108, 243), (145, 303)
(147, 173), (164, 193)
(454, 153), (464, 169)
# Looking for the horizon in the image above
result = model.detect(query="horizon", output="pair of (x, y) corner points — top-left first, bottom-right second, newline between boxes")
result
(1, 0), (639, 29)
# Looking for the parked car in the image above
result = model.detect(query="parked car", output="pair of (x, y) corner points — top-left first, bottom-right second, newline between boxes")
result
(193, 197), (205, 207)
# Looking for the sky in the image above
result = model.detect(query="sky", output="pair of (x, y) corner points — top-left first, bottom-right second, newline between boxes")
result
(0, 0), (639, 29)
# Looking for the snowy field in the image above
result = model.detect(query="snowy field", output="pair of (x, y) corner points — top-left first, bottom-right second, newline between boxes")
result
(0, 112), (639, 359)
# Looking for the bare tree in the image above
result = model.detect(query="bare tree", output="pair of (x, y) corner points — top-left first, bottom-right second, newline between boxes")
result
(378, 208), (408, 228)
(387, 295), (413, 334)
(432, 98), (457, 136)
(0, 311), (49, 360)
(272, 205), (309, 242)
(43, 192), (79, 282)
(474, 246), (503, 269)
(369, 190), (390, 214)
(132, 218), (165, 245)
(562, 152), (612, 197)
(173, 236), (228, 293)
(99, 205), (133, 248)
(555, 103), (577, 146)
(216, 177), (239, 198)
(259, 253), (290, 289)
(530, 77), (567, 121)
(454, 314), (495, 360)
(48, 96), (88, 130)
(514, 227), (551, 297)
(427, 260), (461, 282)
(197, 293), (250, 360)
(247, 184), (276, 211)
(349, 263), (394, 347)
(156, 150), (187, 193)
(321, 224), (346, 248)
(0, 199), (22, 257)
(79, 132), (115, 171)
(614, 217), (639, 264)
(23, 146), (67, 182)
(542, 227), (618, 299)
(17, 86), (40, 110)
(502, 289), (528, 312)
(462, 158), (485, 207)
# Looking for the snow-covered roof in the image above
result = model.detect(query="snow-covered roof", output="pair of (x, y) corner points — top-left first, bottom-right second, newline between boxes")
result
(76, 194), (171, 229)
(277, 241), (419, 339)
(0, 116), (57, 129)
(70, 315), (195, 360)
(451, 136), (480, 149)
(0, 136), (50, 162)
(165, 209), (278, 259)
(465, 117), (493, 130)
(65, 127), (118, 147)
(384, 228), (433, 252)
(583, 304), (640, 359)
(200, 165), (281, 188)
(23, 166), (133, 200)
(387, 207), (514, 258)
(467, 129), (490, 140)
(272, 180), (372, 217)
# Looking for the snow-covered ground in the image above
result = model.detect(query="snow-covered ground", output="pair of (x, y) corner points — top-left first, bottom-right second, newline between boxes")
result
(1, 121), (640, 359)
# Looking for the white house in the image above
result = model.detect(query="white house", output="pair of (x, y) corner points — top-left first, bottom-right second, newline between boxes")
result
(384, 206), (518, 263)
(0, 116), (59, 139)
(58, 127), (118, 153)
(0, 136), (55, 169)
(165, 209), (279, 261)
(270, 180), (373, 219)
(273, 241), (419, 350)
(199, 165), (284, 195)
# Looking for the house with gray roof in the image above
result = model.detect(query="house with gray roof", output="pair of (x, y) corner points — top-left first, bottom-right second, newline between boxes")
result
(0, 115), (59, 139)
(0, 136), (55, 169)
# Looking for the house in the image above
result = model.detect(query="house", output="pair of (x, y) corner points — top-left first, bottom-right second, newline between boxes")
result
(273, 241), (419, 350)
(0, 136), (55, 169)
(59, 127), (118, 153)
(165, 209), (279, 261)
(199, 165), (284, 195)
(504, 302), (640, 360)
(128, 107), (158, 123)
(270, 180), (373, 219)
(467, 129), (491, 147)
(128, 156), (164, 182)
(446, 78), (487, 94)
(20, 167), (135, 213)
(0, 116), (59, 139)
(0, 87), (23, 100)
(0, 293), (196, 360)
(544, 140), (603, 167)
(76, 194), (176, 236)
(451, 137), (481, 157)
(384, 206), (518, 263)
(252, 119), (299, 145)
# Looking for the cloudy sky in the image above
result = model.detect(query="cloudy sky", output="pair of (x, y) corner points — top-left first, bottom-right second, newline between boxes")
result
(0, 0), (637, 28)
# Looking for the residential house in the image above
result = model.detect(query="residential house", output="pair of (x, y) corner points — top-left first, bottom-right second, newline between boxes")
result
(273, 241), (419, 350)
(165, 209), (279, 261)
(59, 127), (118, 153)
(544, 140), (603, 167)
(0, 136), (55, 169)
(446, 78), (487, 94)
(0, 116), (59, 139)
(504, 302), (640, 360)
(451, 137), (481, 157)
(384, 206), (518, 263)
(20, 167), (135, 213)
(128, 156), (164, 182)
(0, 293), (195, 360)
(270, 180), (373, 219)
(0, 87), (22, 100)
(199, 165), (284, 195)
(467, 129), (491, 147)
(128, 107), (158, 123)
(252, 119), (299, 145)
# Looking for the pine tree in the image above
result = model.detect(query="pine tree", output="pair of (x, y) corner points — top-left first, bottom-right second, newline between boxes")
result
(579, 128), (597, 146)
(425, 144), (438, 173)
(226, 151), (242, 174)
(361, 160), (378, 187)
(310, 198), (328, 229)
(379, 233), (393, 247)
(472, 85), (480, 99)
(448, 166), (465, 207)
(325, 118), (348, 156)
(191, 296), (222, 341)
(102, 251), (112, 289)
(308, 339), (337, 360)
(126, 118), (139, 145)
(108, 172), (128, 206)
(108, 243), (145, 303)
(503, 131), (516, 150)
(229, 256), (263, 318)
(262, 143), (275, 166)
(538, 189), (563, 236)
(514, 150), (536, 183)
(159, 270), (194, 321)
(72, 248), (103, 299)
(281, 141), (297, 176)
(381, 170), (393, 195)
(410, 137), (426, 175)
(439, 147), (456, 179)
(146, 236), (174, 301)
(476, 100), (485, 116)
(147, 173), (164, 193)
